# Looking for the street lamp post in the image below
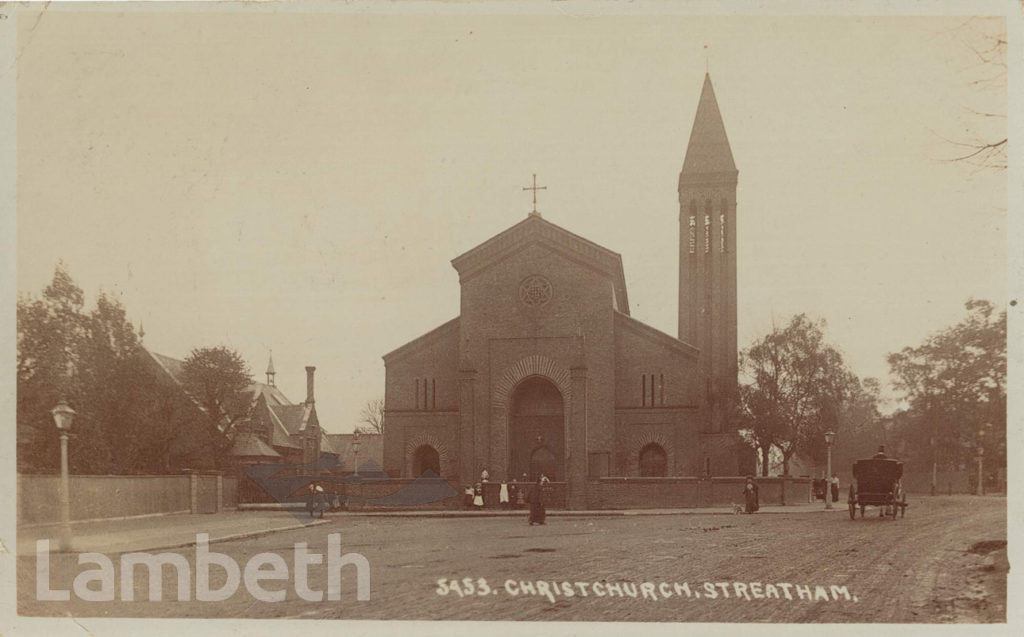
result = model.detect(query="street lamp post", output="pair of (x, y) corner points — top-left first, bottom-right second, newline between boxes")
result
(51, 400), (76, 551)
(976, 448), (984, 496)
(352, 431), (361, 477)
(824, 431), (836, 510)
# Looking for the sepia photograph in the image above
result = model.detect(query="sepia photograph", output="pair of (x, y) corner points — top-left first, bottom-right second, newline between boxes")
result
(3, 0), (1018, 633)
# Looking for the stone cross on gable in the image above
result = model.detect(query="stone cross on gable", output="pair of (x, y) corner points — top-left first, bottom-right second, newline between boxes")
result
(523, 173), (547, 217)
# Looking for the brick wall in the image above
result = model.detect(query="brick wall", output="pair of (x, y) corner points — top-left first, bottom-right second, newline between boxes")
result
(588, 477), (813, 509)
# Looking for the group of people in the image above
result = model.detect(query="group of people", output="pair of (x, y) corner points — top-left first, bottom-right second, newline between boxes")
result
(463, 468), (550, 525)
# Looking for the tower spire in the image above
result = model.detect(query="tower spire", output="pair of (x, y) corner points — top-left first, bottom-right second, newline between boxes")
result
(680, 73), (737, 181)
(678, 72), (739, 438)
(266, 350), (276, 386)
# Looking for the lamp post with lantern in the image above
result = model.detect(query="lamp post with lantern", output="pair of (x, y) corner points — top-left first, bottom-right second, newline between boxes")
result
(352, 430), (361, 477)
(824, 431), (836, 510)
(51, 400), (76, 551)
(976, 426), (986, 496)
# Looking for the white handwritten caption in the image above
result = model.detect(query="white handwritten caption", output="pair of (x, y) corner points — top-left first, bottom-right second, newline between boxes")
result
(436, 578), (859, 604)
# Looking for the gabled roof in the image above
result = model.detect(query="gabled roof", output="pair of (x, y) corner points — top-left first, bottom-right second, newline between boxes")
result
(271, 403), (314, 435)
(248, 392), (302, 450)
(614, 311), (700, 359)
(229, 432), (281, 458)
(142, 348), (212, 421)
(243, 382), (292, 408)
(450, 214), (630, 315)
(680, 73), (738, 185)
(148, 350), (186, 384)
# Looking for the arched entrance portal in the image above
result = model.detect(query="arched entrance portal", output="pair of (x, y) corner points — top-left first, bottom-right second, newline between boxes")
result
(509, 376), (565, 481)
(411, 445), (441, 477)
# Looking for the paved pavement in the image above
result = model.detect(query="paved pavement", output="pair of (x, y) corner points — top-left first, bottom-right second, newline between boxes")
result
(16, 511), (329, 556)
(16, 502), (842, 556)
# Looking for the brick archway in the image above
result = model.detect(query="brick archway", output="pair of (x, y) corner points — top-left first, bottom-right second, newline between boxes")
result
(490, 355), (572, 480)
(404, 432), (453, 478)
(492, 355), (572, 408)
(626, 430), (675, 477)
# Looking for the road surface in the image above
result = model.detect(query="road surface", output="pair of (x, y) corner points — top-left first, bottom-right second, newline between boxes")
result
(18, 495), (1006, 623)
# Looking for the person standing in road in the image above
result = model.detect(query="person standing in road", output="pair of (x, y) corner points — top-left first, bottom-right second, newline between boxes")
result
(527, 476), (546, 525)
(743, 476), (759, 514)
(473, 482), (484, 509)
(830, 473), (840, 503)
(499, 481), (510, 509)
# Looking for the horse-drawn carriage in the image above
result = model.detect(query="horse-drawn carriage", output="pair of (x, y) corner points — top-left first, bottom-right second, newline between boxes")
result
(847, 452), (908, 520)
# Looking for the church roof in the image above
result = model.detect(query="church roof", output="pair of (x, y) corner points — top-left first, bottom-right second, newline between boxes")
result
(242, 382), (292, 408)
(382, 316), (460, 364)
(450, 214), (630, 315)
(680, 73), (737, 185)
(614, 311), (700, 359)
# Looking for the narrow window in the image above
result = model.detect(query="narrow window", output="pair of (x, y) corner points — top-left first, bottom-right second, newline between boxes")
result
(720, 198), (728, 253)
(659, 373), (665, 406)
(704, 199), (712, 255)
(642, 374), (647, 406)
(415, 379), (420, 409)
(431, 378), (436, 410)
(649, 374), (655, 407)
(688, 200), (697, 254)
(423, 378), (428, 410)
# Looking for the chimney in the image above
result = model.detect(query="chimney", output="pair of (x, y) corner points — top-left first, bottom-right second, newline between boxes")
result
(305, 366), (316, 404)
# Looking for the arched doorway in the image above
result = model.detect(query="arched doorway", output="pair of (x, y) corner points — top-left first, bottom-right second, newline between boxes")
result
(639, 443), (667, 477)
(412, 445), (441, 477)
(509, 376), (565, 481)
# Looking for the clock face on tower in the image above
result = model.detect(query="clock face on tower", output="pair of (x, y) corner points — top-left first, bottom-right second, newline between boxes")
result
(519, 275), (553, 307)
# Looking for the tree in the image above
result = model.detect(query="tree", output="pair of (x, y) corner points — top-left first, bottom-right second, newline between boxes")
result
(739, 314), (859, 476)
(17, 264), (147, 474)
(179, 346), (253, 466)
(887, 299), (1006, 479)
(356, 397), (385, 434)
(17, 264), (91, 472)
(942, 18), (1007, 171)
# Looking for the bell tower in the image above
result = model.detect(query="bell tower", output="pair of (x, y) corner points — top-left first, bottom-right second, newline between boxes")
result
(678, 73), (739, 433)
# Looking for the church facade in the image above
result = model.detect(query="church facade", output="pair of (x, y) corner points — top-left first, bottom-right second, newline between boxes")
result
(382, 74), (745, 508)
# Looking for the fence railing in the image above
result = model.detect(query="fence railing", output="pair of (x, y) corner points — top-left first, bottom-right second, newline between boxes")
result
(17, 472), (237, 526)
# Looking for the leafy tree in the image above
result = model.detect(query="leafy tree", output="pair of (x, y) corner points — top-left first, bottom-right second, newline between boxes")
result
(17, 265), (145, 473)
(887, 299), (1006, 480)
(17, 265), (90, 472)
(739, 314), (859, 476)
(356, 397), (385, 435)
(179, 346), (253, 466)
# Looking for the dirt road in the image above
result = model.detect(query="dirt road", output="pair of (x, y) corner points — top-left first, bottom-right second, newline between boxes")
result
(18, 495), (1006, 623)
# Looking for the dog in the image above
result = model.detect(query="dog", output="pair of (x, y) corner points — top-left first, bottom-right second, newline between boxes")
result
(731, 503), (745, 514)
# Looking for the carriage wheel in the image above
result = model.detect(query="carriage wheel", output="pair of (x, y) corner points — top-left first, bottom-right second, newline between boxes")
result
(849, 502), (856, 520)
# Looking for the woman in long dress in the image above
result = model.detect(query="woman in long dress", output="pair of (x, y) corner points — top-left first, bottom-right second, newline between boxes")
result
(499, 482), (510, 509)
(743, 476), (759, 514)
(527, 477), (546, 525)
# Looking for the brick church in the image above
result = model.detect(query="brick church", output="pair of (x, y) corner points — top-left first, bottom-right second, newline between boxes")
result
(382, 74), (746, 508)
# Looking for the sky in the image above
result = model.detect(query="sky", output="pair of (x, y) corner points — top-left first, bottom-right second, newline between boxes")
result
(14, 7), (1009, 432)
